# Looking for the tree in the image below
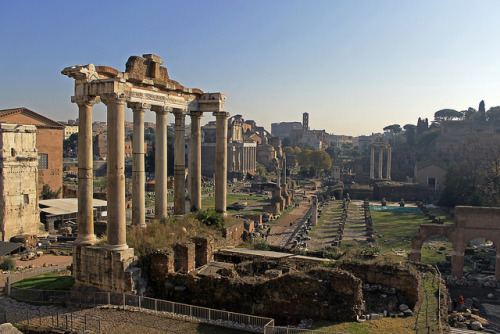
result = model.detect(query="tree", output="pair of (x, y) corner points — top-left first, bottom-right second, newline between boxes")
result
(281, 137), (291, 147)
(383, 124), (402, 134)
(433, 109), (463, 122)
(486, 106), (500, 122)
(310, 150), (332, 176)
(283, 146), (294, 156)
(41, 184), (61, 199)
(475, 100), (486, 121)
(403, 124), (416, 146)
(463, 107), (477, 120)
(438, 134), (500, 207)
(63, 133), (78, 155)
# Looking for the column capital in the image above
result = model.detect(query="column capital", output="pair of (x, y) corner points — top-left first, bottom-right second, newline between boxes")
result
(151, 105), (172, 114)
(127, 101), (151, 112)
(100, 92), (127, 106)
(188, 110), (203, 118)
(213, 111), (230, 118)
(172, 107), (188, 115)
(71, 95), (100, 106)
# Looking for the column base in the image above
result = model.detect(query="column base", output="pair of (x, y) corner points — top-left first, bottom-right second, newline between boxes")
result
(74, 234), (97, 246)
(106, 243), (129, 251)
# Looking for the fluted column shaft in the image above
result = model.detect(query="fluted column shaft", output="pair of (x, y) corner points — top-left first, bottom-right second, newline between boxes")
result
(102, 93), (128, 250)
(73, 96), (99, 245)
(370, 146), (375, 179)
(153, 106), (169, 219)
(378, 148), (383, 179)
(214, 111), (229, 214)
(173, 109), (186, 215)
(189, 111), (203, 211)
(386, 147), (392, 180)
(129, 102), (149, 227)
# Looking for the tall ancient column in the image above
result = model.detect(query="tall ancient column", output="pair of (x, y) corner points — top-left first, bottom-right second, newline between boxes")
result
(101, 93), (128, 250)
(73, 95), (100, 245)
(128, 102), (149, 227)
(189, 111), (203, 211)
(378, 148), (383, 179)
(152, 106), (169, 219)
(370, 146), (375, 179)
(386, 146), (392, 180)
(214, 111), (229, 214)
(173, 109), (186, 215)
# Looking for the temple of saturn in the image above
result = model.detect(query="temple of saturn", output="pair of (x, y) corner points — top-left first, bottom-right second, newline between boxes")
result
(369, 135), (392, 180)
(62, 55), (229, 292)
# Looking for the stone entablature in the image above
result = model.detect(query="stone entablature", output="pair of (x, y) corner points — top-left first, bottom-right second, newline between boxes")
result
(0, 123), (44, 240)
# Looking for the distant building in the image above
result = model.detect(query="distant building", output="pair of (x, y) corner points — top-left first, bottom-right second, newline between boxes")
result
(271, 121), (302, 139)
(288, 112), (329, 150)
(0, 107), (64, 198)
(0, 123), (44, 240)
(201, 115), (257, 179)
(63, 125), (79, 140)
(415, 163), (447, 191)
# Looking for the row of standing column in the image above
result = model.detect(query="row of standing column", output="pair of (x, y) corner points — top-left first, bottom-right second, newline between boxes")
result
(369, 146), (392, 180)
(74, 95), (230, 249)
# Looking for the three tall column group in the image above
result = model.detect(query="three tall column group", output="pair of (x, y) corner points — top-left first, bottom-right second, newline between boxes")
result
(369, 145), (392, 180)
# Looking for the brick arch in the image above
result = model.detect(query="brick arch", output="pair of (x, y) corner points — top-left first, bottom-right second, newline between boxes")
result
(410, 224), (458, 262)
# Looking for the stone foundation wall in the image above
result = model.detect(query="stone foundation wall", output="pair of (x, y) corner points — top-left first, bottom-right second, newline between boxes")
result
(222, 221), (249, 246)
(336, 262), (420, 309)
(73, 245), (142, 294)
(174, 242), (195, 273)
(193, 236), (214, 267)
(161, 268), (363, 324)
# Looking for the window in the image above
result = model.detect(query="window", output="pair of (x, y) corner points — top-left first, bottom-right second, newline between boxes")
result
(38, 153), (48, 170)
(23, 194), (29, 204)
(428, 177), (436, 188)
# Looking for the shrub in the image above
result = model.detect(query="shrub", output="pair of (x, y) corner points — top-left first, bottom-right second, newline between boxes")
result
(0, 257), (15, 271)
(196, 209), (225, 229)
(253, 239), (270, 251)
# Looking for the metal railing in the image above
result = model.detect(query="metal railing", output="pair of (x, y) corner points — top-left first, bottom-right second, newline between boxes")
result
(6, 286), (336, 333)
(0, 307), (101, 333)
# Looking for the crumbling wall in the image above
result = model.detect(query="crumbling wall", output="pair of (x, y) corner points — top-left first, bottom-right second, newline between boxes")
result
(161, 268), (363, 324)
(335, 262), (420, 310)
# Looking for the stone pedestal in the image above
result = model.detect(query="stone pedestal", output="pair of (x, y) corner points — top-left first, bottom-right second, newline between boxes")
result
(73, 245), (143, 294)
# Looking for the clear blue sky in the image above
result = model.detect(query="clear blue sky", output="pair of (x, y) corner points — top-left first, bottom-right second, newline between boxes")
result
(1, 0), (500, 136)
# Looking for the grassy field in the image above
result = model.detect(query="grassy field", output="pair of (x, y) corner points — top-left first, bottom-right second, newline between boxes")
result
(371, 210), (452, 264)
(12, 271), (74, 290)
(201, 193), (268, 214)
(314, 317), (416, 334)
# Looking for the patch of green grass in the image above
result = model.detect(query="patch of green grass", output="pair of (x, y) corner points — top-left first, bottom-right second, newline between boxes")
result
(372, 211), (427, 253)
(314, 317), (416, 334)
(12, 271), (74, 290)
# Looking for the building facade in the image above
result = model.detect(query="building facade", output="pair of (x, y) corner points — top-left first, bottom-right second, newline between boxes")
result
(0, 124), (44, 240)
(0, 108), (64, 198)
